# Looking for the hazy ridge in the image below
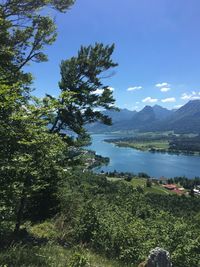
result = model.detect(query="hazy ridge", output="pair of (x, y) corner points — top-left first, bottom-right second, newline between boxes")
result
(87, 100), (200, 133)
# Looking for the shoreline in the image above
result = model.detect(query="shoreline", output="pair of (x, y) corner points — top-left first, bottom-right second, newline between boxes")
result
(106, 140), (200, 156)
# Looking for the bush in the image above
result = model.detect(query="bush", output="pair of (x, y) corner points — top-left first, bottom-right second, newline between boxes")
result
(124, 176), (132, 182)
(146, 179), (152, 188)
(68, 252), (89, 267)
(29, 221), (59, 240)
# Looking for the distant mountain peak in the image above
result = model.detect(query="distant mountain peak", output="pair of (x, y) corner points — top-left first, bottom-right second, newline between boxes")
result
(175, 99), (200, 114)
(141, 105), (153, 111)
(153, 104), (162, 108)
(153, 104), (168, 109)
(86, 100), (200, 133)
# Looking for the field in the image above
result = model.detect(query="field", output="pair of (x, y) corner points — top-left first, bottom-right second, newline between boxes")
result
(115, 140), (169, 151)
(131, 178), (178, 194)
(0, 237), (124, 267)
(107, 177), (176, 195)
(106, 132), (200, 154)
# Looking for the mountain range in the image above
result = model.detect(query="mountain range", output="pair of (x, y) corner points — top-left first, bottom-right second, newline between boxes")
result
(86, 100), (200, 133)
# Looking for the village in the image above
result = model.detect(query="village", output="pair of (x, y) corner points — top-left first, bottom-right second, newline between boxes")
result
(104, 171), (200, 196)
(157, 176), (200, 196)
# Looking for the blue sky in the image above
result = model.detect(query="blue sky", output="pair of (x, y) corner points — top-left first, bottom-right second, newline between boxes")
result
(29, 0), (200, 111)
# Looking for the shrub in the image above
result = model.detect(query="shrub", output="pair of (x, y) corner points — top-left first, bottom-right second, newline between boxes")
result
(68, 252), (89, 267)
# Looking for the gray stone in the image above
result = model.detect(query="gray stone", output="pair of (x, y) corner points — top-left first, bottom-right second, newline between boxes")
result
(147, 247), (172, 267)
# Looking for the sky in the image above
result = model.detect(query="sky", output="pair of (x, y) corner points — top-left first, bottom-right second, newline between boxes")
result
(28, 0), (200, 111)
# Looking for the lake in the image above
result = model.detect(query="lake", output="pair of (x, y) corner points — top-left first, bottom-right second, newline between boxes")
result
(87, 134), (200, 178)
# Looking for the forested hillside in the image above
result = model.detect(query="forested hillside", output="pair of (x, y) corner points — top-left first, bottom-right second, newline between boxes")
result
(1, 172), (200, 266)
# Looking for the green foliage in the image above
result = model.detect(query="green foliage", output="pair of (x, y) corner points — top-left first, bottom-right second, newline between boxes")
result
(0, 244), (48, 267)
(68, 252), (89, 267)
(0, 0), (74, 84)
(168, 176), (200, 189)
(0, 0), (119, 239)
(1, 171), (200, 266)
(1, 1), (199, 267)
(0, 244), (122, 267)
(0, 81), (68, 232)
(169, 134), (200, 153)
(53, 172), (200, 266)
(50, 43), (118, 135)
(146, 179), (152, 188)
(29, 221), (58, 240)
(0, 0), (78, 234)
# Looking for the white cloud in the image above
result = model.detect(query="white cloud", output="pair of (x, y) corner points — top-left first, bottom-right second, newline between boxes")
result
(160, 87), (171, 92)
(155, 82), (170, 88)
(161, 97), (176, 103)
(174, 104), (183, 109)
(155, 82), (171, 92)
(93, 87), (114, 95)
(142, 97), (158, 103)
(127, 86), (142, 92)
(181, 91), (200, 100)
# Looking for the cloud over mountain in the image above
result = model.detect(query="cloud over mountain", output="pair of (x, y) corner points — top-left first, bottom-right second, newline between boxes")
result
(142, 97), (158, 103)
(181, 91), (200, 100)
(161, 97), (176, 103)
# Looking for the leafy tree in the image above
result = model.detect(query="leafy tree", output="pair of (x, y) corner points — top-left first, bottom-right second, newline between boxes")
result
(0, 0), (76, 236)
(50, 43), (118, 135)
(0, 1), (119, 238)
(0, 85), (68, 234)
(0, 0), (74, 84)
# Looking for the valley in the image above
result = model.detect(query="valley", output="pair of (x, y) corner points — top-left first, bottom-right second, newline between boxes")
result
(1, 1), (200, 266)
(88, 134), (200, 178)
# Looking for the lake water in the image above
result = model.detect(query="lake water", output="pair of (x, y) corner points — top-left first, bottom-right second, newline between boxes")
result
(87, 134), (200, 178)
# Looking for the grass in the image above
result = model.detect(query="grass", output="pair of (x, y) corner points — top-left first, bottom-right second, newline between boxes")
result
(145, 185), (171, 195)
(130, 178), (174, 195)
(107, 177), (123, 182)
(107, 132), (200, 155)
(130, 178), (146, 187)
(0, 220), (133, 267)
(115, 140), (169, 152)
(0, 243), (127, 267)
(107, 177), (174, 195)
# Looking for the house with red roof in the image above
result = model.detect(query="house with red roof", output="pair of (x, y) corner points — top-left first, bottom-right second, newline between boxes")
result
(163, 184), (177, 190)
(163, 184), (185, 195)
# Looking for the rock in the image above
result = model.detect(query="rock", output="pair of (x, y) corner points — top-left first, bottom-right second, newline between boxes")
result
(146, 247), (172, 267)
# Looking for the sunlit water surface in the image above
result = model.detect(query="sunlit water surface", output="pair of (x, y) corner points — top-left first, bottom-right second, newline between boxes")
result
(87, 134), (200, 178)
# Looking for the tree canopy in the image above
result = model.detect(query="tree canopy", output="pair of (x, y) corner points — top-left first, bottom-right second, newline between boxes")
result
(50, 43), (118, 135)
(0, 0), (119, 236)
(0, 0), (74, 84)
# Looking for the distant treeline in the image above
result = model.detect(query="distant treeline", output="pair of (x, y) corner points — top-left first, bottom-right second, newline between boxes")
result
(104, 135), (169, 143)
(102, 170), (200, 188)
(102, 170), (150, 179)
(167, 176), (200, 189)
(105, 134), (200, 153)
(169, 135), (200, 153)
